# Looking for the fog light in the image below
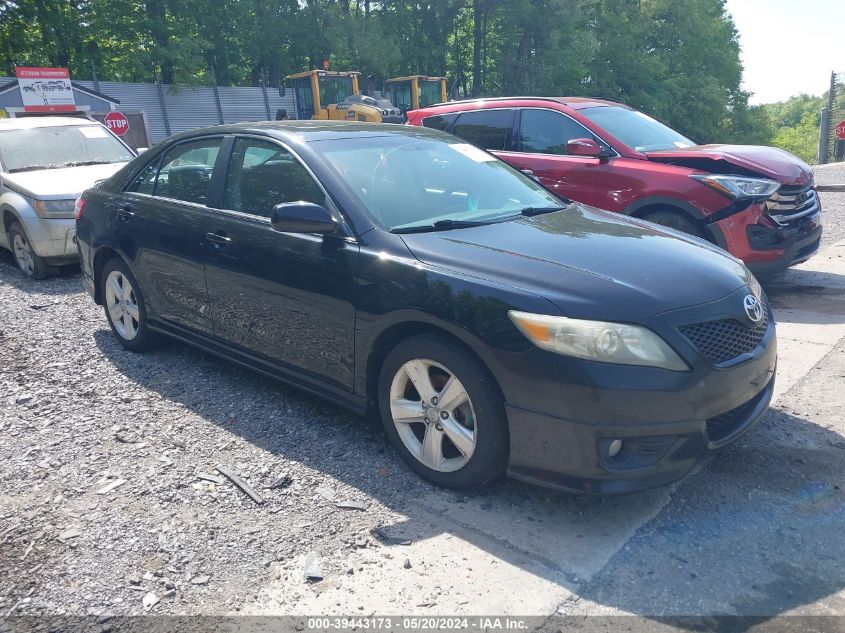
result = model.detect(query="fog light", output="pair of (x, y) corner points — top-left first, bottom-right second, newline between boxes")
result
(607, 439), (623, 458)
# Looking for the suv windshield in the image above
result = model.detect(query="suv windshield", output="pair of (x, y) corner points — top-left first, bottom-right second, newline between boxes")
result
(313, 133), (564, 231)
(580, 105), (694, 152)
(0, 125), (133, 172)
(419, 80), (442, 108)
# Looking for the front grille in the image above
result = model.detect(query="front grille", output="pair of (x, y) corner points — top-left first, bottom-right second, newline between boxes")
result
(706, 385), (769, 443)
(678, 295), (769, 365)
(766, 184), (820, 226)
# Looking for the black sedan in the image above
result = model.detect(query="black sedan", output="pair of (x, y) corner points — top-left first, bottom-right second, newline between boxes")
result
(75, 121), (776, 494)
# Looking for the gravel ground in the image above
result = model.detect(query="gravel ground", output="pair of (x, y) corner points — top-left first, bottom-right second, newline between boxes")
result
(815, 162), (845, 249)
(0, 252), (444, 616)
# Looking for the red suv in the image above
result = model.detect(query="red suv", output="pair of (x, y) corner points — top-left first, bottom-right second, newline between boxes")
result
(407, 97), (822, 276)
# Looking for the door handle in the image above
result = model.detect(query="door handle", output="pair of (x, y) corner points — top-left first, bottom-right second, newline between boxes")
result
(206, 232), (232, 248)
(117, 204), (135, 220)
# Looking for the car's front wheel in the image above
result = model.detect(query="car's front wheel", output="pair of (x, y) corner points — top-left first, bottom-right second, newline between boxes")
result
(9, 222), (56, 280)
(101, 257), (160, 352)
(378, 335), (508, 489)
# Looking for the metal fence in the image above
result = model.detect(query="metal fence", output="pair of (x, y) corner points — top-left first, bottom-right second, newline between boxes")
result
(0, 76), (297, 145)
(818, 71), (845, 164)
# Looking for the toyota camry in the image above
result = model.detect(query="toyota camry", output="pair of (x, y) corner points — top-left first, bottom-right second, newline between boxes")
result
(75, 121), (776, 493)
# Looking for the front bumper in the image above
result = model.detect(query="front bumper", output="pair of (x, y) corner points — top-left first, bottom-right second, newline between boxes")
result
(22, 216), (78, 263)
(744, 219), (822, 277)
(496, 287), (778, 494)
(505, 370), (774, 494)
(709, 191), (823, 277)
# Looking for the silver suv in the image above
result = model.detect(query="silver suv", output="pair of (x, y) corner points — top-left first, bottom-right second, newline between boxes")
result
(0, 116), (134, 278)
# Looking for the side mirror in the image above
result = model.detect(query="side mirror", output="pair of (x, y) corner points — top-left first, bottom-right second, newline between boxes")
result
(270, 202), (337, 234)
(566, 138), (603, 158)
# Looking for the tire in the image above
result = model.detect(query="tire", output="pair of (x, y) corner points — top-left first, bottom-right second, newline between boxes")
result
(378, 335), (509, 489)
(100, 257), (160, 352)
(9, 222), (57, 280)
(641, 209), (706, 241)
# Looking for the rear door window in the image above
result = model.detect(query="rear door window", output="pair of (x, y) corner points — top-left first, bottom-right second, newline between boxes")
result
(153, 138), (222, 205)
(518, 109), (600, 155)
(127, 160), (160, 195)
(452, 109), (514, 151)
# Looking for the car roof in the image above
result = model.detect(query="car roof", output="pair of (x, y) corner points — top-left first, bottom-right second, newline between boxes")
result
(0, 116), (102, 130)
(418, 96), (626, 111)
(162, 120), (450, 143)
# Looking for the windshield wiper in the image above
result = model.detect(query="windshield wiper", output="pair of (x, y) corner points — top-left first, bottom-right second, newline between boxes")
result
(7, 160), (117, 173)
(391, 219), (490, 234)
(519, 206), (566, 216)
(60, 160), (116, 167)
(8, 164), (63, 173)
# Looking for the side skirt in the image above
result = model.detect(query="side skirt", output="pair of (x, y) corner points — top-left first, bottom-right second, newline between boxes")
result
(148, 319), (368, 416)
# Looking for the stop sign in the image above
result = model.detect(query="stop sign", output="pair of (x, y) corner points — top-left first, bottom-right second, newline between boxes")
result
(837, 120), (845, 141)
(104, 111), (129, 137)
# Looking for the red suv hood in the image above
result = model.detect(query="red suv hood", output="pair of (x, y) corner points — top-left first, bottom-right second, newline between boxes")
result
(645, 144), (813, 186)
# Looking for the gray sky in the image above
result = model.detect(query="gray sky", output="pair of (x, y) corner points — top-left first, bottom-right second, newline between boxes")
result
(724, 0), (845, 104)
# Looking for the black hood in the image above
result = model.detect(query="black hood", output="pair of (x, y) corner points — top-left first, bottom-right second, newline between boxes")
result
(399, 205), (754, 323)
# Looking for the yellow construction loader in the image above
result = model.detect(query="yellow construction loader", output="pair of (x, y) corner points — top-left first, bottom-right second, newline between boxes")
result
(282, 70), (403, 123)
(384, 76), (448, 116)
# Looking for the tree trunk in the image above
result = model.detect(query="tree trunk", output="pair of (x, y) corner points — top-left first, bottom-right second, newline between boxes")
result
(146, 0), (173, 83)
(472, 0), (483, 96)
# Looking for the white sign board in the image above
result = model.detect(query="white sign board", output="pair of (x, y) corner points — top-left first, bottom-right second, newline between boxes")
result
(15, 67), (76, 112)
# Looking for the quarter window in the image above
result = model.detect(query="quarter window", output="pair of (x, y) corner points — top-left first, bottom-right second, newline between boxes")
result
(153, 137), (222, 204)
(222, 138), (324, 217)
(452, 109), (513, 151)
(518, 109), (599, 155)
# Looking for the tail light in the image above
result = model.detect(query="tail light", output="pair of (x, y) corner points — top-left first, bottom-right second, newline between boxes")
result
(74, 198), (87, 221)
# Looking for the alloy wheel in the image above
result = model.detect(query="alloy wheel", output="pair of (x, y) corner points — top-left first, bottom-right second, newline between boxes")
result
(389, 358), (477, 472)
(105, 270), (140, 340)
(12, 233), (34, 277)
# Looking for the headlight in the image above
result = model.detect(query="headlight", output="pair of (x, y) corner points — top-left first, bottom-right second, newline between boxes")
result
(31, 198), (77, 218)
(747, 274), (762, 301)
(690, 174), (780, 201)
(508, 311), (689, 371)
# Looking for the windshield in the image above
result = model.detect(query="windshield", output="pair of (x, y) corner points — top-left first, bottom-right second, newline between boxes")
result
(313, 134), (564, 231)
(0, 125), (133, 172)
(391, 83), (413, 112)
(319, 76), (355, 105)
(419, 80), (442, 108)
(579, 105), (695, 152)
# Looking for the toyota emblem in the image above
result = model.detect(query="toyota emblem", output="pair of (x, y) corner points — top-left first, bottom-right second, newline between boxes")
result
(743, 294), (763, 324)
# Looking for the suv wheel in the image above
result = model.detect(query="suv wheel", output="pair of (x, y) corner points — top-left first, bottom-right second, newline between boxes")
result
(9, 222), (56, 279)
(378, 335), (508, 489)
(641, 209), (706, 241)
(101, 257), (160, 352)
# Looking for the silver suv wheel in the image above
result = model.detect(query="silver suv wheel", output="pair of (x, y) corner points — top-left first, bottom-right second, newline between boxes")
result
(12, 232), (35, 276)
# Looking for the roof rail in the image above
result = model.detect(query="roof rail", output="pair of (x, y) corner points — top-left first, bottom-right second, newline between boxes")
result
(424, 95), (623, 108)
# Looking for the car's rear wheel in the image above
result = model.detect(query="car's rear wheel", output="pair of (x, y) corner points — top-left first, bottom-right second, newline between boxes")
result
(641, 209), (706, 241)
(378, 335), (508, 489)
(9, 222), (56, 280)
(101, 257), (160, 352)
